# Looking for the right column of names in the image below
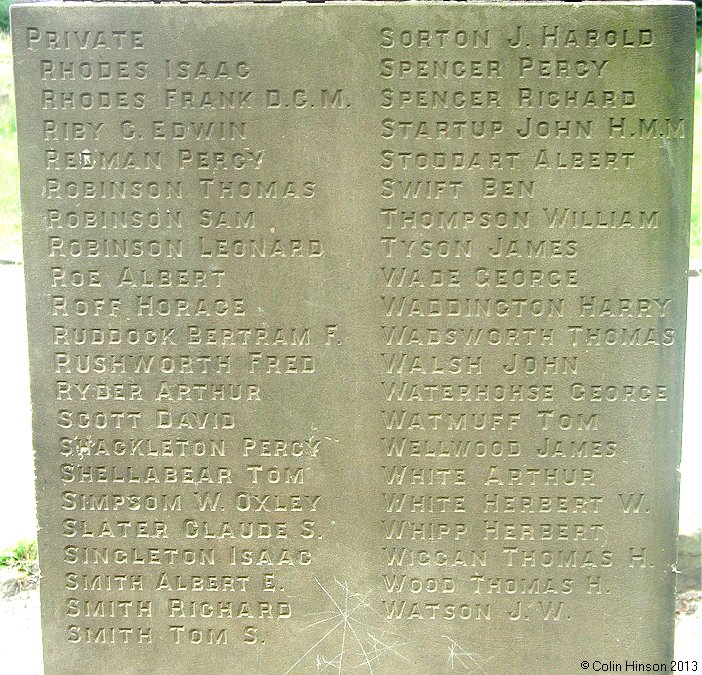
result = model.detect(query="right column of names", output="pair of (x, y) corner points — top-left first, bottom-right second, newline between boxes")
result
(373, 20), (684, 631)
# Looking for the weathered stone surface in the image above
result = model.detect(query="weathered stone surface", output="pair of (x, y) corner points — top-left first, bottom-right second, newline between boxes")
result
(12, 2), (695, 673)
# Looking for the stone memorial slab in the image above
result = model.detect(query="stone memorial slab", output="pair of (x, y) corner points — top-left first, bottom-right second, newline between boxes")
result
(11, 1), (695, 673)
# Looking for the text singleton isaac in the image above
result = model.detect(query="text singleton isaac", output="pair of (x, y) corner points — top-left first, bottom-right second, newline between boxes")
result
(13, 3), (692, 673)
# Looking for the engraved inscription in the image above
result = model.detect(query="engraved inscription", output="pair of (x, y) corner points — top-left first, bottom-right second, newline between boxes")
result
(13, 3), (692, 673)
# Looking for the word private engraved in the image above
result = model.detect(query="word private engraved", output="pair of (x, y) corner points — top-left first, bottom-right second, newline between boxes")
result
(12, 2), (693, 674)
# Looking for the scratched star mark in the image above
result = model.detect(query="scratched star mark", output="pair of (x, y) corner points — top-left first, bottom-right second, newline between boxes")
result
(286, 578), (409, 674)
(442, 636), (494, 674)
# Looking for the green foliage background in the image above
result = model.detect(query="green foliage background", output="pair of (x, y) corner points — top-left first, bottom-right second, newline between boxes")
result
(0, 0), (9, 34)
(0, 33), (19, 260)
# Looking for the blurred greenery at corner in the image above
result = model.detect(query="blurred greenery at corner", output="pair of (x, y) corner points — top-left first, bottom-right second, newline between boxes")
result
(0, 539), (38, 590)
(0, 0), (10, 34)
(0, 7), (700, 264)
(0, 29), (20, 261)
